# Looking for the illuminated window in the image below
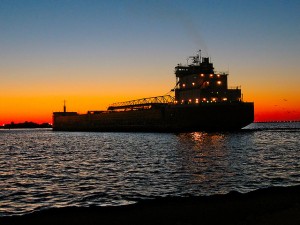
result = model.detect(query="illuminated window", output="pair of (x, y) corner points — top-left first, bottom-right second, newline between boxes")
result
(217, 81), (222, 85)
(182, 84), (186, 88)
(195, 98), (199, 103)
(222, 98), (227, 101)
(210, 74), (213, 78)
(200, 73), (204, 77)
(217, 74), (220, 77)
(203, 98), (207, 101)
(192, 82), (195, 86)
(212, 98), (217, 102)
(181, 100), (184, 104)
(206, 81), (209, 85)
(189, 99), (192, 103)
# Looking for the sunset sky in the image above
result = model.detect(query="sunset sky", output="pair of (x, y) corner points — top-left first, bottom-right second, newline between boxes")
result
(1, 0), (300, 124)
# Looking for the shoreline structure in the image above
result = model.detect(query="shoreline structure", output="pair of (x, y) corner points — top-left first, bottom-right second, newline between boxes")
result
(1, 185), (299, 225)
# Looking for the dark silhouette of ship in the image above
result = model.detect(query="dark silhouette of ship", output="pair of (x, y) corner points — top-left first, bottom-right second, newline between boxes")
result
(53, 51), (254, 132)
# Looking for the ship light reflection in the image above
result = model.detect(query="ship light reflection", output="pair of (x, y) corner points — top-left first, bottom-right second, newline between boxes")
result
(176, 132), (228, 184)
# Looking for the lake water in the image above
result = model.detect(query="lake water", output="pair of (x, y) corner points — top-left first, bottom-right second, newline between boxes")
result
(0, 122), (299, 216)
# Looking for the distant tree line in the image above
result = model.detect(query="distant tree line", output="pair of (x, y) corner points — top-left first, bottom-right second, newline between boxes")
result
(1, 121), (52, 129)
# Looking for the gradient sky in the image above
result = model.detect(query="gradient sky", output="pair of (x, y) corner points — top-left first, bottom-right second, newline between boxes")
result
(1, 0), (300, 124)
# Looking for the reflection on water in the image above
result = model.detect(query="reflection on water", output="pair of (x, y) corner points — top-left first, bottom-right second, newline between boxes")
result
(176, 125), (300, 194)
(176, 132), (229, 188)
(0, 123), (299, 216)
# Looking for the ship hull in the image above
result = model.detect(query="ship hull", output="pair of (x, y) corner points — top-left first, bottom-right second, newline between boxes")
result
(53, 102), (254, 132)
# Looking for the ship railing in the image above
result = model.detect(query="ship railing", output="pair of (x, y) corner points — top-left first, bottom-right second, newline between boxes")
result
(228, 86), (241, 90)
(108, 95), (175, 110)
(215, 71), (229, 75)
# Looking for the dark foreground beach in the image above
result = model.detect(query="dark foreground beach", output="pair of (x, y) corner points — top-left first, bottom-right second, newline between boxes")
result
(1, 185), (300, 225)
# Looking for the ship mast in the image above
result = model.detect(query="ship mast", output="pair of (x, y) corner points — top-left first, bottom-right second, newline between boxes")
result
(188, 49), (201, 65)
(63, 100), (66, 113)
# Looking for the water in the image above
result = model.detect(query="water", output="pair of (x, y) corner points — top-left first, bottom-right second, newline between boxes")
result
(0, 122), (299, 216)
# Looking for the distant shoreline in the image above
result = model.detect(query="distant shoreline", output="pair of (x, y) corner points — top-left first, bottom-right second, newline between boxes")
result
(1, 121), (299, 129)
(0, 122), (52, 129)
(255, 120), (300, 123)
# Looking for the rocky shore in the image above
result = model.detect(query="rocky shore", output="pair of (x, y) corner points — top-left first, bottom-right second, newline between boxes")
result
(1, 185), (300, 225)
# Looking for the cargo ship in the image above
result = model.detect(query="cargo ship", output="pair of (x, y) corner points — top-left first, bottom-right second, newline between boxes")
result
(53, 51), (254, 132)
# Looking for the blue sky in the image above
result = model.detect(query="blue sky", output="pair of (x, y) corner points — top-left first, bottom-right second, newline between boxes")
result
(1, 1), (299, 60)
(2, 0), (299, 62)
(0, 0), (300, 122)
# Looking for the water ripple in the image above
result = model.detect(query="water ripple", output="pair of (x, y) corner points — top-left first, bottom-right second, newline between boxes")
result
(0, 123), (300, 216)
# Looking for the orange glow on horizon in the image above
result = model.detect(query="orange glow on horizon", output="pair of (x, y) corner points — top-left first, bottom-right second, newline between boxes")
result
(1, 62), (299, 125)
(255, 111), (300, 122)
(254, 99), (300, 122)
(1, 94), (300, 125)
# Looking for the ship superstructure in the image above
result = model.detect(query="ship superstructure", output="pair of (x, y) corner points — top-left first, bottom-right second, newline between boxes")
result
(174, 51), (241, 105)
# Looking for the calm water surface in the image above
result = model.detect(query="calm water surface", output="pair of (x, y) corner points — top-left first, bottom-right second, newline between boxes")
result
(0, 122), (299, 216)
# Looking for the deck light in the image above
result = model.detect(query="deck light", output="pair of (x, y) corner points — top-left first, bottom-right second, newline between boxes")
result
(195, 98), (199, 103)
(210, 74), (213, 78)
(217, 81), (222, 85)
(192, 82), (195, 86)
(182, 84), (186, 88)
